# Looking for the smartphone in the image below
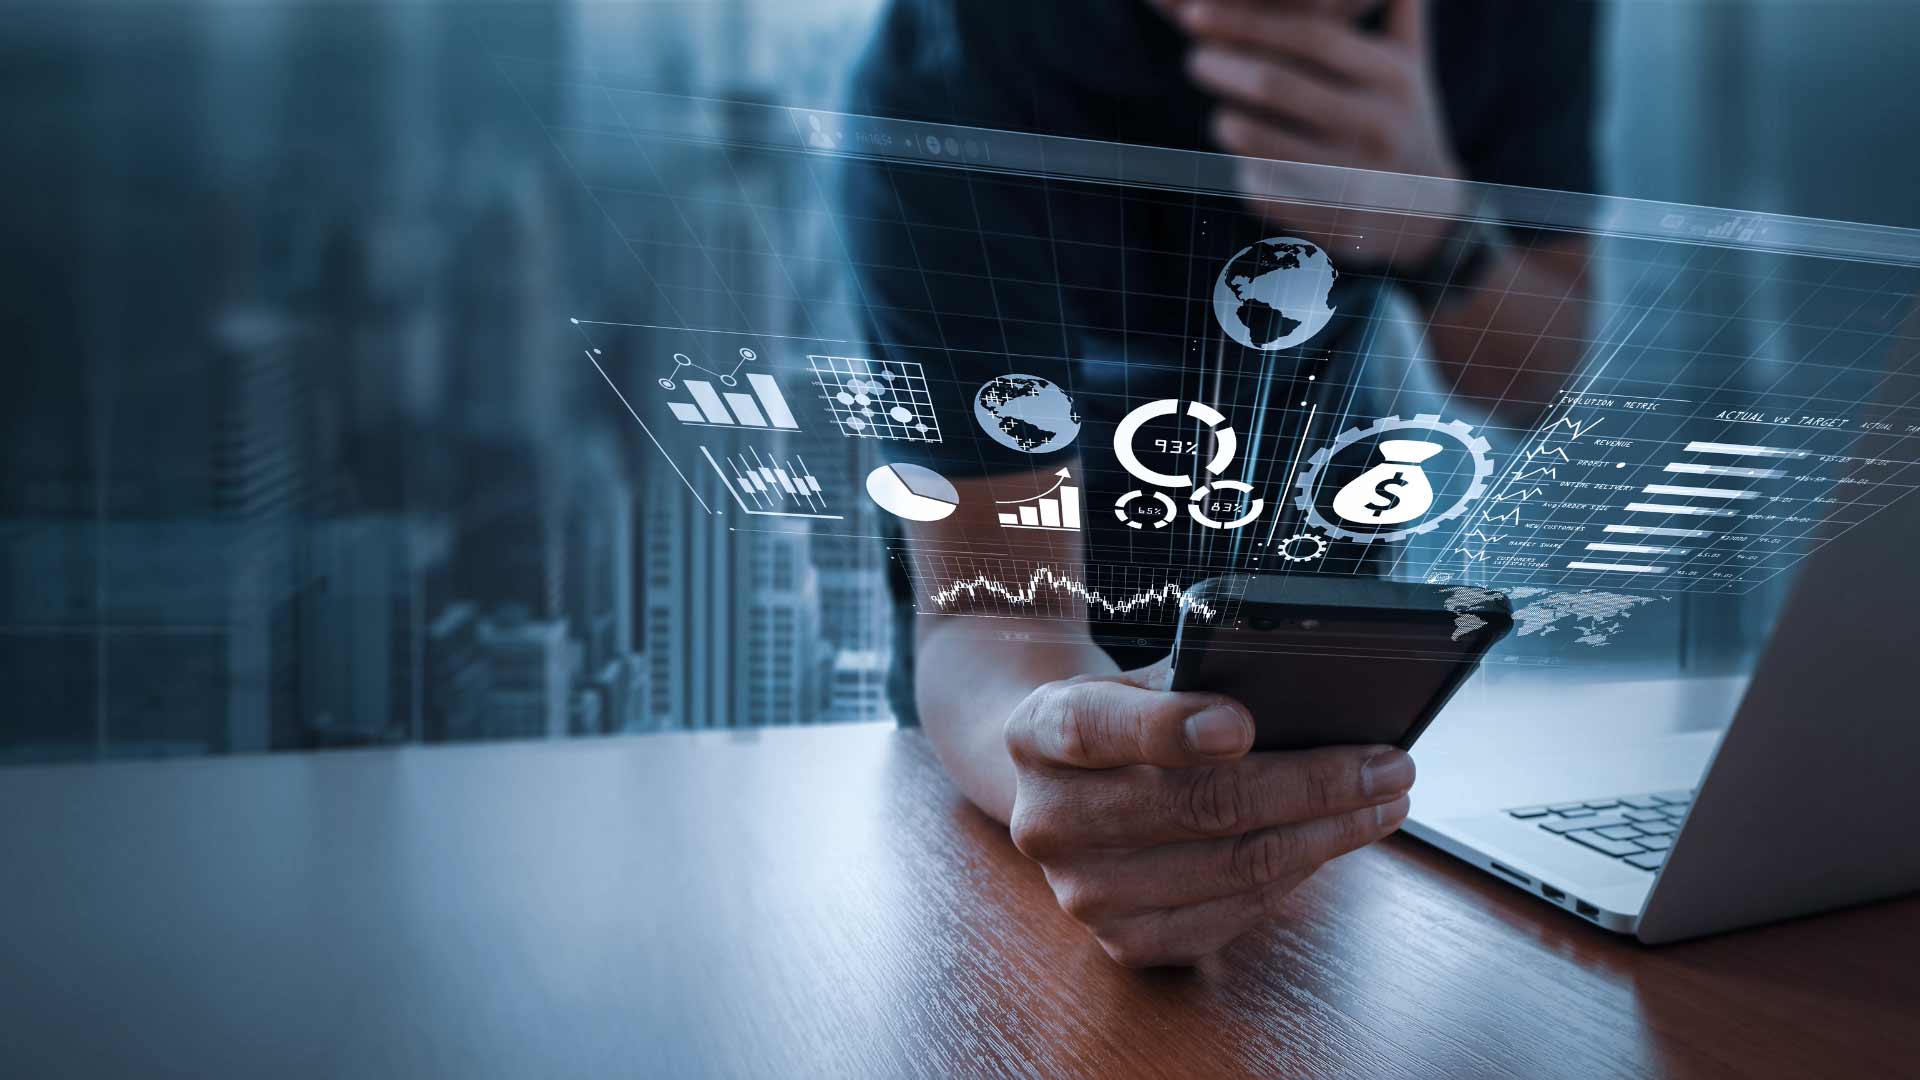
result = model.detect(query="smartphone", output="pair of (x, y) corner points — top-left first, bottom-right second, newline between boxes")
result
(1170, 574), (1512, 752)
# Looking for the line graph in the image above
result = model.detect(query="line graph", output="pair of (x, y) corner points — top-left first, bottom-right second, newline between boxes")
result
(902, 556), (1243, 624)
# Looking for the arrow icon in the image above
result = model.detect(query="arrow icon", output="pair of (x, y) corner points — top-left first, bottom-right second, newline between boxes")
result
(995, 467), (1073, 504)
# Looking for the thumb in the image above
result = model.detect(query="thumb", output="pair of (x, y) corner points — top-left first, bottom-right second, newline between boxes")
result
(1385, 0), (1427, 49)
(1008, 675), (1253, 770)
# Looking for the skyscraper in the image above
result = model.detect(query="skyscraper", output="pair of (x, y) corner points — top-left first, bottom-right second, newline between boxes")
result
(477, 610), (571, 740)
(740, 521), (822, 727)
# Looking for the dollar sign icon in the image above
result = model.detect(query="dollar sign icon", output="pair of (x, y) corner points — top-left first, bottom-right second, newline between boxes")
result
(1364, 471), (1408, 517)
(1330, 440), (1441, 526)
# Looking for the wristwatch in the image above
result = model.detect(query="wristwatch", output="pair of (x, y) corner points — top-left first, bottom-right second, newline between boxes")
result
(1392, 213), (1505, 314)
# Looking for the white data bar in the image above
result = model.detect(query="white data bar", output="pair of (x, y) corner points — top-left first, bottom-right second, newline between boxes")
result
(1567, 561), (1668, 574)
(1683, 441), (1808, 458)
(1586, 542), (1685, 555)
(722, 393), (768, 427)
(746, 373), (800, 430)
(686, 381), (734, 425)
(1642, 484), (1758, 499)
(1605, 524), (1711, 538)
(1625, 502), (1738, 516)
(1665, 462), (1787, 479)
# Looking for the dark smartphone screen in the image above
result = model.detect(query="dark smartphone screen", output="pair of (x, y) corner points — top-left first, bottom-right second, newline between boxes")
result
(1170, 577), (1511, 751)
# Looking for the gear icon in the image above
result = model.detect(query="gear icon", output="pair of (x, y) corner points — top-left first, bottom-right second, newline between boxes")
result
(1293, 414), (1493, 543)
(1277, 532), (1328, 562)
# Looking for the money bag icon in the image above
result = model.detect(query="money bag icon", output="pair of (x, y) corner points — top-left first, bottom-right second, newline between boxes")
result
(1331, 440), (1443, 525)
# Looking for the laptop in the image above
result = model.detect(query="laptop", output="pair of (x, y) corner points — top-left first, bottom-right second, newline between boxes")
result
(1404, 489), (1920, 942)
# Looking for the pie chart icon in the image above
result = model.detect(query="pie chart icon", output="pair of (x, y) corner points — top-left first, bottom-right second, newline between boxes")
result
(865, 462), (960, 522)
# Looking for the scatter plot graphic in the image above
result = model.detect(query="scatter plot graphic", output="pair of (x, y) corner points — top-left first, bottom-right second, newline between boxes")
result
(901, 555), (1246, 625)
(810, 355), (942, 442)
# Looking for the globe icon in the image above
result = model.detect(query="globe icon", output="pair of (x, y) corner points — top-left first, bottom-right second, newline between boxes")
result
(1212, 237), (1338, 351)
(973, 375), (1081, 453)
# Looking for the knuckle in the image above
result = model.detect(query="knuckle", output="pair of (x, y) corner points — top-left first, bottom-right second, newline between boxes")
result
(1020, 682), (1095, 764)
(1054, 878), (1111, 925)
(1233, 828), (1303, 890)
(1008, 799), (1067, 862)
(1050, 694), (1095, 764)
(1255, 866), (1314, 919)
(1176, 766), (1256, 836)
(1099, 926), (1172, 970)
(1301, 753), (1358, 813)
(1340, 802), (1384, 847)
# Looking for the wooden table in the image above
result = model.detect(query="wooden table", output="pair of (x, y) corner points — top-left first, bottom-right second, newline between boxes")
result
(3, 724), (1915, 1078)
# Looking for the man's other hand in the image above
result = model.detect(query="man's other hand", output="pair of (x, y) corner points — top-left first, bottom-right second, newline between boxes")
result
(1003, 660), (1415, 968)
(1165, 0), (1467, 266)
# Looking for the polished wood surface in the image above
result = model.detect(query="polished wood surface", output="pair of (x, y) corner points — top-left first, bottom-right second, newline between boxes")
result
(3, 724), (1916, 1078)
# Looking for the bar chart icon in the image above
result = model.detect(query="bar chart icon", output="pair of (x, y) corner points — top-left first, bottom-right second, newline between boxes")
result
(700, 446), (841, 520)
(660, 351), (801, 430)
(996, 468), (1082, 532)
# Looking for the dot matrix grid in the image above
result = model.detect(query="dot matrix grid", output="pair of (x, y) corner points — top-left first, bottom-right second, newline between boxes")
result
(809, 355), (943, 443)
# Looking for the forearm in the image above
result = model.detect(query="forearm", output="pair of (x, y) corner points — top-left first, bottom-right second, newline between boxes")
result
(1421, 241), (1591, 426)
(914, 616), (1118, 823)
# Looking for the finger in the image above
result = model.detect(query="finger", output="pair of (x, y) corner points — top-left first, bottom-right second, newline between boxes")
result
(1186, 47), (1377, 139)
(1064, 744), (1415, 847)
(1385, 0), (1426, 49)
(1043, 744), (1415, 848)
(1091, 878), (1289, 968)
(1070, 795), (1411, 916)
(1093, 855), (1330, 968)
(1177, 4), (1403, 86)
(1212, 109), (1357, 168)
(1006, 677), (1253, 770)
(1093, 795), (1410, 967)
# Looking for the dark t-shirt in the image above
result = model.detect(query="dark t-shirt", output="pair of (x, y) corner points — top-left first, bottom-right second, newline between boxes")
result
(840, 0), (1599, 723)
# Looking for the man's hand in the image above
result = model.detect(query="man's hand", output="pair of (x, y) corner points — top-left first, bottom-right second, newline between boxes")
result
(1170, 0), (1467, 266)
(1003, 661), (1415, 968)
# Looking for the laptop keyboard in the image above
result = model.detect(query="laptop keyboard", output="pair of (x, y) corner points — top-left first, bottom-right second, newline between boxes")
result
(1505, 790), (1695, 872)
